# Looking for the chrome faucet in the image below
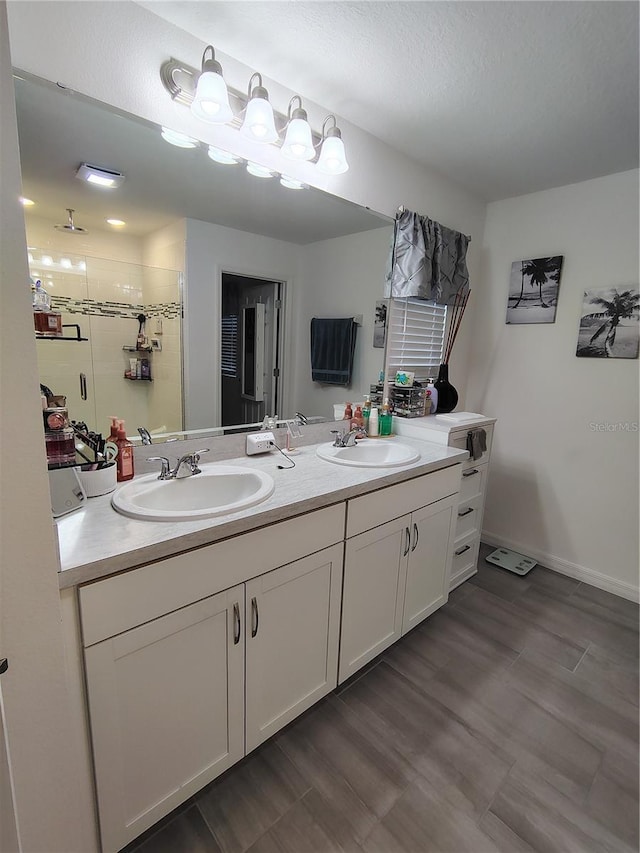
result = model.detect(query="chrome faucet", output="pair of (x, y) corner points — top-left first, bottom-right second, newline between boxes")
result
(148, 449), (210, 480)
(330, 427), (359, 448)
(137, 427), (153, 445)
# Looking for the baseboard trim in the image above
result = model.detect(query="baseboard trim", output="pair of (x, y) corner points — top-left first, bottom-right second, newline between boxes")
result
(482, 530), (639, 603)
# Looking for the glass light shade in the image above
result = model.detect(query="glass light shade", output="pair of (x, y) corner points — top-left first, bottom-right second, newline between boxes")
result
(240, 97), (278, 143)
(317, 135), (349, 174)
(246, 161), (276, 179)
(280, 176), (306, 190)
(161, 127), (198, 148)
(207, 146), (242, 165)
(191, 71), (233, 123)
(281, 118), (315, 161)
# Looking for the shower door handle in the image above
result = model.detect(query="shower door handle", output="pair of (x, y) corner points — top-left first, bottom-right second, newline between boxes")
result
(79, 373), (88, 400)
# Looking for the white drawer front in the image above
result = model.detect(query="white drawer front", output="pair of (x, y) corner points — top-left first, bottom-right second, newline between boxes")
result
(450, 424), (493, 468)
(455, 494), (483, 540)
(450, 531), (479, 583)
(346, 464), (461, 538)
(459, 463), (487, 503)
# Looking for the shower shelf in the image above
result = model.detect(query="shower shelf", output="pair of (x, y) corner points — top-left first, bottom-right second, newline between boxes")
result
(122, 345), (153, 352)
(36, 323), (87, 341)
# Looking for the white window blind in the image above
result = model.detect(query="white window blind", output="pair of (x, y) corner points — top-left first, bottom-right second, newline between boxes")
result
(386, 298), (447, 381)
(221, 314), (238, 378)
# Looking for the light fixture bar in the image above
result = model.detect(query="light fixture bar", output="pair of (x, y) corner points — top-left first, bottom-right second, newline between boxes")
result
(160, 56), (324, 149)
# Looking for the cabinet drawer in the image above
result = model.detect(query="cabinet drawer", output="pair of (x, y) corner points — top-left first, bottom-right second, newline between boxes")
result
(346, 464), (461, 538)
(80, 503), (345, 646)
(459, 463), (487, 504)
(450, 531), (479, 586)
(450, 424), (493, 468)
(455, 494), (483, 540)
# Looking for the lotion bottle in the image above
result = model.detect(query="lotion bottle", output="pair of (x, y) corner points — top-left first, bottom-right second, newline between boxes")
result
(115, 419), (134, 482)
(369, 407), (379, 436)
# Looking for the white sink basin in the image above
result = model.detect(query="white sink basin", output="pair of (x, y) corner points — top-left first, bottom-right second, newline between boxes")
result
(111, 465), (275, 521)
(316, 439), (420, 468)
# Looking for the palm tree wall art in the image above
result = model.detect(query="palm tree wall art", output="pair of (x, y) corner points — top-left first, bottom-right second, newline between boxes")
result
(506, 255), (564, 324)
(576, 287), (639, 358)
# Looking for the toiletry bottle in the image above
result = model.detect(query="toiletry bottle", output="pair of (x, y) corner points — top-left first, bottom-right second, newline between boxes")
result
(343, 402), (353, 421)
(115, 420), (134, 482)
(427, 378), (438, 414)
(424, 389), (432, 415)
(380, 398), (392, 436)
(351, 405), (365, 435)
(369, 406), (379, 436)
(362, 395), (371, 434)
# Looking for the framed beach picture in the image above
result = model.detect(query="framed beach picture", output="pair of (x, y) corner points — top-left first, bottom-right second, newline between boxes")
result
(373, 300), (388, 348)
(576, 286), (639, 359)
(506, 256), (564, 324)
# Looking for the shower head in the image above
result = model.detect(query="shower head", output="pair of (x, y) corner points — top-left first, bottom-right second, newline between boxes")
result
(54, 208), (88, 234)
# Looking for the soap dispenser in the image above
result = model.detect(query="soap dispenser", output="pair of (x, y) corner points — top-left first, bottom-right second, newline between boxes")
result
(115, 420), (134, 482)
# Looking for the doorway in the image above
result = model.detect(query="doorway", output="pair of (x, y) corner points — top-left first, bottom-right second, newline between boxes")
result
(221, 273), (283, 428)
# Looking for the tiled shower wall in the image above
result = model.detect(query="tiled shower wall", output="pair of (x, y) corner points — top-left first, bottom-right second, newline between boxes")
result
(31, 249), (182, 438)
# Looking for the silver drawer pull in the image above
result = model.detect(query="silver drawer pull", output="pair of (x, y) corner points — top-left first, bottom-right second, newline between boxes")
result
(251, 596), (259, 638)
(455, 544), (471, 557)
(462, 468), (479, 478)
(411, 522), (419, 552)
(458, 507), (474, 517)
(232, 602), (241, 645)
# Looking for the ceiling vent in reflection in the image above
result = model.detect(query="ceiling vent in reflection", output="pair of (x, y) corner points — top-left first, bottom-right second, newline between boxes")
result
(54, 208), (88, 234)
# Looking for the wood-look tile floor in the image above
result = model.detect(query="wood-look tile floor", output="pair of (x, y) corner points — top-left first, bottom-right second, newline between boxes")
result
(125, 544), (639, 853)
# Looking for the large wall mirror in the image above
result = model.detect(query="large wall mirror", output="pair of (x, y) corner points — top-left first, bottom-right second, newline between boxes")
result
(15, 72), (393, 446)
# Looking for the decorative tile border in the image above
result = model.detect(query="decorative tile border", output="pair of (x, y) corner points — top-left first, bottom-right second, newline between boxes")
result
(51, 296), (181, 320)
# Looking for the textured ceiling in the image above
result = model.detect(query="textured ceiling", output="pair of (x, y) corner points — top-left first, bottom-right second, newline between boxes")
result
(137, 0), (639, 201)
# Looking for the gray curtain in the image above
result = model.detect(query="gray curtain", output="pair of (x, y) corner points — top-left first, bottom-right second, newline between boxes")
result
(385, 209), (471, 305)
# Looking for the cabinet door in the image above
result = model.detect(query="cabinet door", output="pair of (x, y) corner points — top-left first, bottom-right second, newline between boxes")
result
(339, 515), (410, 684)
(402, 494), (457, 634)
(245, 544), (343, 752)
(84, 586), (245, 853)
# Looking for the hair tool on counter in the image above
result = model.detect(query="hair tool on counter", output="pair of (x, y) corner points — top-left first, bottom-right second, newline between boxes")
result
(268, 439), (296, 469)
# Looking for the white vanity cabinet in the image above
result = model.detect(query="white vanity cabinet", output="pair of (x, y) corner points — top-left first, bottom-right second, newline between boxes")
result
(78, 505), (344, 853)
(395, 415), (495, 590)
(338, 465), (461, 682)
(84, 587), (245, 853)
(245, 543), (343, 752)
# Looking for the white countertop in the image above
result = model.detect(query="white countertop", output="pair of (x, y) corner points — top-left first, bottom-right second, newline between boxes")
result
(56, 436), (468, 589)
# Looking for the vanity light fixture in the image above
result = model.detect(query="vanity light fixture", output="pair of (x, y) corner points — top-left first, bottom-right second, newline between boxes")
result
(76, 163), (125, 189)
(60, 257), (72, 269)
(281, 96), (315, 161)
(246, 161), (276, 179)
(207, 145), (243, 165)
(191, 45), (233, 124)
(317, 115), (349, 175)
(160, 53), (349, 175)
(240, 73), (279, 143)
(41, 255), (53, 266)
(20, 196), (35, 206)
(106, 218), (126, 227)
(280, 175), (306, 190)
(161, 127), (199, 148)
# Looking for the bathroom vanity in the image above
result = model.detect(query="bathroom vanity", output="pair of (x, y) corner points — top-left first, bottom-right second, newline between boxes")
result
(56, 430), (470, 852)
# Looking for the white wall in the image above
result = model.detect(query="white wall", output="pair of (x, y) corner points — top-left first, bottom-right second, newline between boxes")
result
(467, 170), (639, 600)
(0, 4), (96, 849)
(184, 218), (302, 429)
(294, 226), (392, 419)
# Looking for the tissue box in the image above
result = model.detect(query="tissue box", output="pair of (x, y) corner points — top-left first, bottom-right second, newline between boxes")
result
(394, 371), (415, 387)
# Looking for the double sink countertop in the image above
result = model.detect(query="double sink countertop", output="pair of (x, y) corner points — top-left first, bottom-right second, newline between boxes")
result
(55, 435), (468, 590)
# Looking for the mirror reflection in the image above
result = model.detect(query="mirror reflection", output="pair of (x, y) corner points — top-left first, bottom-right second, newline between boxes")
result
(16, 73), (393, 447)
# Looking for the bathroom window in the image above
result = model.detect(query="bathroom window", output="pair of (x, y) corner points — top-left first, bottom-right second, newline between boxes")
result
(221, 314), (239, 378)
(386, 298), (447, 381)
